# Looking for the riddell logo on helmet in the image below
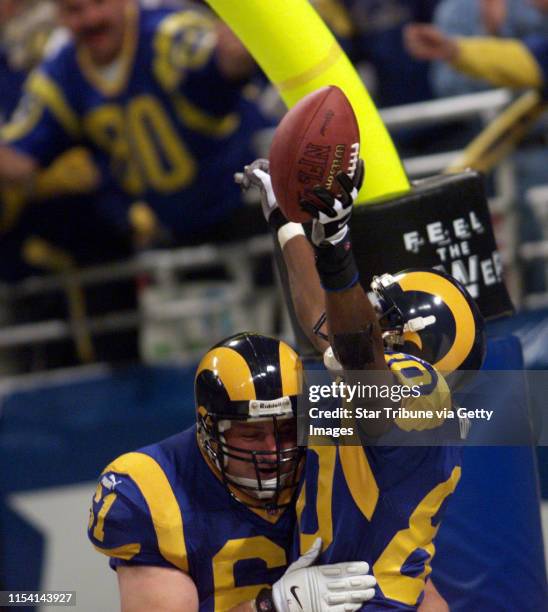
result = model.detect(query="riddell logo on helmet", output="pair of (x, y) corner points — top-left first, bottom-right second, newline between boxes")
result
(249, 397), (292, 417)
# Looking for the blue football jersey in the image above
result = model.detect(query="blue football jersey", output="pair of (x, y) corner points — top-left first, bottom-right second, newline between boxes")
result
(295, 352), (462, 610)
(88, 427), (295, 611)
(2, 3), (268, 238)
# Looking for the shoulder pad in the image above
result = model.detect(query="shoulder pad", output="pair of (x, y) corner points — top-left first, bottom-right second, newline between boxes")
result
(88, 451), (189, 571)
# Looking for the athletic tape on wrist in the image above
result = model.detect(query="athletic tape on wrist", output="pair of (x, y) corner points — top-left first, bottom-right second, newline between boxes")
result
(278, 222), (305, 249)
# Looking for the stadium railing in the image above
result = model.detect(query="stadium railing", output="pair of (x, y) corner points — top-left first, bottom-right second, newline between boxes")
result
(2, 87), (545, 376)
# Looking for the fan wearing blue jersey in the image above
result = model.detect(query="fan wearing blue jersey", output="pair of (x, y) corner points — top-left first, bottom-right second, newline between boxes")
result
(237, 159), (486, 611)
(0, 0), (267, 244)
(88, 332), (377, 612)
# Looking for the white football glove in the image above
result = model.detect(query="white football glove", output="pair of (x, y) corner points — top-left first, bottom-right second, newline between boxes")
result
(272, 538), (376, 612)
(234, 158), (281, 224)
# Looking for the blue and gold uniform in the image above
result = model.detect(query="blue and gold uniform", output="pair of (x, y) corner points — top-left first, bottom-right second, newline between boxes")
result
(88, 426), (295, 612)
(2, 2), (266, 239)
(296, 352), (461, 610)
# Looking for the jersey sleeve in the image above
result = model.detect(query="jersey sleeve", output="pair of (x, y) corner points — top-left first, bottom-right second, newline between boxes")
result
(88, 465), (171, 569)
(152, 9), (243, 121)
(1, 64), (80, 166)
(451, 36), (544, 90)
(88, 452), (189, 572)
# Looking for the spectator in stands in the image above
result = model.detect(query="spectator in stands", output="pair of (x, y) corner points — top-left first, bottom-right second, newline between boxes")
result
(0, 0), (268, 250)
(0, 0), (128, 284)
(314, 0), (440, 107)
(405, 0), (548, 293)
(415, 0), (548, 97)
(312, 0), (482, 156)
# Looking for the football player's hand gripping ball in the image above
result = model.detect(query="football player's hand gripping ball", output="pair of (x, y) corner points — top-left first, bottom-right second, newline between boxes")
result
(272, 538), (376, 612)
(300, 160), (364, 247)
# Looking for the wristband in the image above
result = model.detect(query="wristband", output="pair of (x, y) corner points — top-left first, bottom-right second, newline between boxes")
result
(268, 208), (289, 233)
(314, 238), (359, 291)
(254, 588), (276, 612)
(278, 222), (305, 249)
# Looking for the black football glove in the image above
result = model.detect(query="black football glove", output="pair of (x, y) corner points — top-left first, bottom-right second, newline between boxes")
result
(300, 159), (364, 247)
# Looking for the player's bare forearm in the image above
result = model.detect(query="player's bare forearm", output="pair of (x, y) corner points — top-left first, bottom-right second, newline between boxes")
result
(418, 579), (449, 612)
(324, 281), (392, 437)
(117, 565), (199, 612)
(0, 144), (38, 186)
(282, 234), (329, 354)
(325, 283), (386, 371)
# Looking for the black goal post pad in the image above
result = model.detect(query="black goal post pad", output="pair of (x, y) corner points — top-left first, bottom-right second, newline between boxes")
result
(273, 170), (513, 358)
(351, 170), (513, 320)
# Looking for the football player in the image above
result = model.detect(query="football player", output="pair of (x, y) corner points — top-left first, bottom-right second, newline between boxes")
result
(237, 158), (486, 610)
(88, 332), (377, 612)
(0, 0), (267, 243)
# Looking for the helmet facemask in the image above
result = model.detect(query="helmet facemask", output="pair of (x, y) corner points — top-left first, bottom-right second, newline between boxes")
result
(370, 270), (486, 377)
(195, 332), (304, 511)
(370, 274), (437, 352)
(197, 408), (302, 510)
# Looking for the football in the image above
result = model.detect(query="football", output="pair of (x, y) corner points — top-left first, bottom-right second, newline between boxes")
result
(269, 85), (360, 223)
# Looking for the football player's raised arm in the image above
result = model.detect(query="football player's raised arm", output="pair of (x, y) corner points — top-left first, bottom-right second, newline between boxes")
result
(324, 282), (387, 371)
(299, 160), (386, 371)
(117, 565), (199, 612)
(234, 159), (327, 354)
(281, 232), (329, 354)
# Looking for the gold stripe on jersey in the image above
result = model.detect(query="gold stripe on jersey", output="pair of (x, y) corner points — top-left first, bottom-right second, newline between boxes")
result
(93, 493), (117, 542)
(104, 452), (189, 572)
(213, 536), (286, 610)
(453, 37), (543, 89)
(387, 352), (451, 431)
(398, 271), (475, 373)
(297, 446), (336, 553)
(93, 542), (142, 560)
(338, 446), (379, 520)
(374, 466), (461, 605)
(35, 147), (100, 200)
(196, 347), (256, 401)
(172, 93), (240, 137)
(279, 341), (303, 397)
(2, 71), (80, 142)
